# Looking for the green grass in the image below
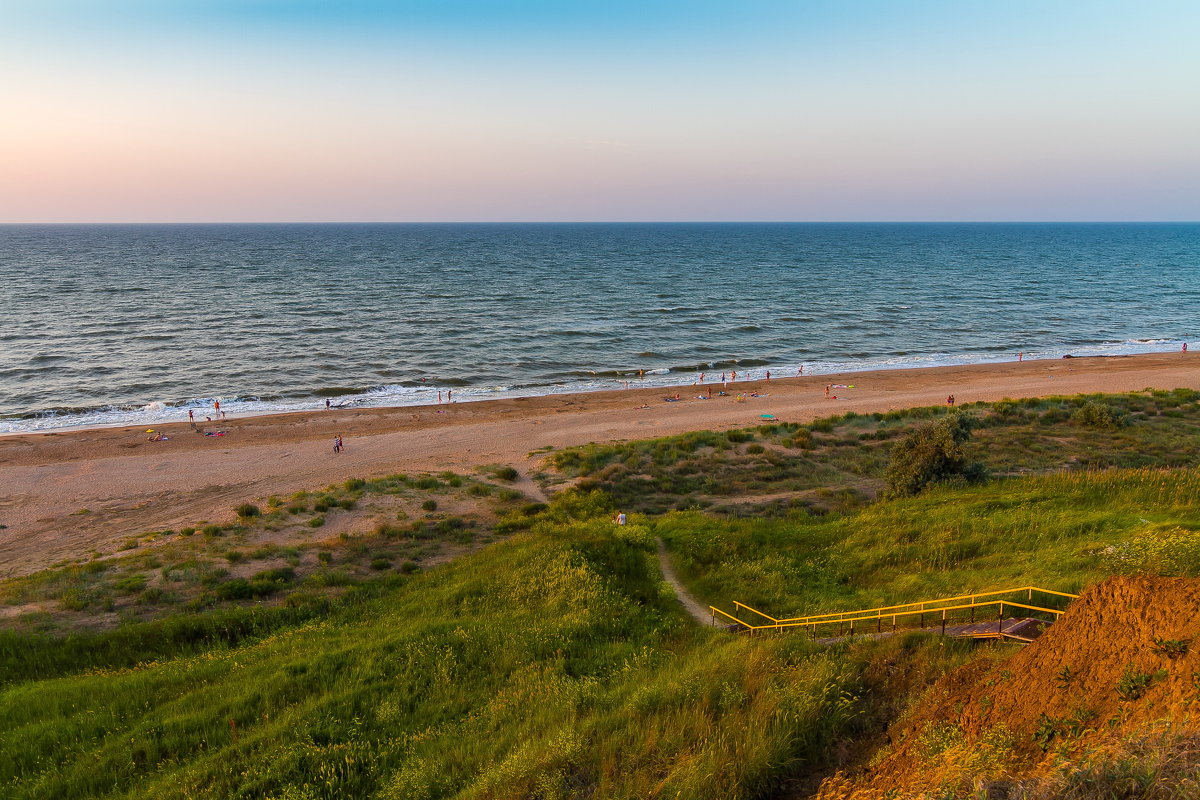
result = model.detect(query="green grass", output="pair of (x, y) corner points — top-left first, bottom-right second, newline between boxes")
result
(547, 389), (1200, 514)
(0, 493), (913, 799)
(658, 466), (1200, 618)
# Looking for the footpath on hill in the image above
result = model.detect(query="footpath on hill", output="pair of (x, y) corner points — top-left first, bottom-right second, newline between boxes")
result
(656, 539), (714, 625)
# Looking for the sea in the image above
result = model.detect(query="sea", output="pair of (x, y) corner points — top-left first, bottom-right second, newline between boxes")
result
(1, 223), (1197, 434)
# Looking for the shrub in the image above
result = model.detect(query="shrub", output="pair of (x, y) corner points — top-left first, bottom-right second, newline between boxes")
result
(1073, 401), (1122, 429)
(201, 525), (223, 537)
(884, 412), (986, 498)
(113, 574), (148, 595)
(344, 478), (366, 491)
(225, 550), (245, 564)
(179, 527), (196, 536)
(317, 551), (333, 565)
(493, 466), (520, 482)
(422, 500), (438, 512)
(369, 557), (392, 571)
(235, 503), (261, 519)
(308, 516), (325, 528)
(399, 560), (419, 574)
(468, 484), (491, 497)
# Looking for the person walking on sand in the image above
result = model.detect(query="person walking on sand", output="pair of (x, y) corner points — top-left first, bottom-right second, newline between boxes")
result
(333, 434), (343, 454)
(615, 512), (627, 526)
(947, 394), (955, 406)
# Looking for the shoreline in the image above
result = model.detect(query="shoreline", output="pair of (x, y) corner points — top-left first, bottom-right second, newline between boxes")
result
(0, 351), (1196, 578)
(0, 348), (1188, 440)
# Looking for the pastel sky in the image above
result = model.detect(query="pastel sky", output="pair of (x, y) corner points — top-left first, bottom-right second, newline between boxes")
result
(2, 1), (1197, 222)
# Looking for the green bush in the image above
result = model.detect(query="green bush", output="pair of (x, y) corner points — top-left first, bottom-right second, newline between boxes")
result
(1073, 400), (1122, 429)
(235, 503), (261, 519)
(422, 499), (438, 512)
(883, 412), (986, 498)
(493, 466), (520, 482)
(343, 478), (366, 491)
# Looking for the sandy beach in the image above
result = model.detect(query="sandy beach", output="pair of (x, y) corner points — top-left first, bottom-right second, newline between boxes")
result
(0, 352), (1195, 578)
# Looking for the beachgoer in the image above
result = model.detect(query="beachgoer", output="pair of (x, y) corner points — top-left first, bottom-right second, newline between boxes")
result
(333, 435), (343, 454)
(325, 399), (331, 410)
(447, 389), (452, 402)
(1018, 352), (1023, 362)
(707, 386), (713, 398)
(639, 369), (644, 379)
(798, 365), (804, 375)
(731, 370), (737, 382)
(825, 384), (830, 397)
(188, 409), (194, 422)
(615, 512), (627, 526)
(947, 394), (955, 406)
(437, 391), (442, 404)
(720, 372), (726, 383)
(213, 399), (220, 416)
(1185, 343), (1189, 353)
(698, 372), (705, 383)
(765, 370), (771, 382)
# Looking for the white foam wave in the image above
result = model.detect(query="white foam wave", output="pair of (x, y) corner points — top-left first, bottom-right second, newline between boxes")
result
(0, 338), (1190, 434)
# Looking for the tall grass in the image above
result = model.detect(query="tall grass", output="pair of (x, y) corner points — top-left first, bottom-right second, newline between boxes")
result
(0, 494), (884, 799)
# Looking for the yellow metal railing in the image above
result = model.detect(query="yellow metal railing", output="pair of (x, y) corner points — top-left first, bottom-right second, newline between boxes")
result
(710, 585), (1079, 641)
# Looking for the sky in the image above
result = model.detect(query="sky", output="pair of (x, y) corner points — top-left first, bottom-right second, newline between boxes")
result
(1, 0), (1197, 222)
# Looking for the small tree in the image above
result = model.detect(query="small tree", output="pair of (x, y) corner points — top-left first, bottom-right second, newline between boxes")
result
(1073, 401), (1121, 429)
(884, 412), (986, 498)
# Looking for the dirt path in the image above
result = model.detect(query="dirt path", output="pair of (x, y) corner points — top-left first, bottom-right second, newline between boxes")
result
(656, 539), (714, 625)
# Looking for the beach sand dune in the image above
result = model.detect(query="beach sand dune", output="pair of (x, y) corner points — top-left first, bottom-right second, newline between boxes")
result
(0, 353), (1195, 578)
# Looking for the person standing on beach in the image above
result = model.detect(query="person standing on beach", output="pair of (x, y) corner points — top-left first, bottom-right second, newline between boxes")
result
(213, 399), (220, 416)
(825, 384), (830, 397)
(333, 435), (343, 454)
(1184, 343), (1189, 353)
(325, 399), (331, 410)
(447, 389), (453, 403)
(765, 370), (771, 382)
(188, 409), (194, 422)
(731, 370), (737, 382)
(947, 394), (955, 406)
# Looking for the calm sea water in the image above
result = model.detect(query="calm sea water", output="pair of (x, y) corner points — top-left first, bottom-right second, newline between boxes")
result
(1, 223), (1197, 433)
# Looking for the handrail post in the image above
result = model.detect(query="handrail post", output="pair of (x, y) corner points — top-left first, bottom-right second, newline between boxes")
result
(970, 596), (975, 623)
(892, 614), (896, 633)
(998, 602), (1004, 636)
(877, 613), (881, 633)
(941, 609), (947, 636)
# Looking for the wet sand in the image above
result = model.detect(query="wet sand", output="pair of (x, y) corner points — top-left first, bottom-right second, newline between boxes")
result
(0, 352), (1196, 577)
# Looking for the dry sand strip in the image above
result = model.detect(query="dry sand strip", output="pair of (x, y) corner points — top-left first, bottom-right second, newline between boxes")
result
(0, 353), (1196, 578)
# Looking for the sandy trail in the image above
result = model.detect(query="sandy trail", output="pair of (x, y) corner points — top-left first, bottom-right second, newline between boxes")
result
(1, 353), (1196, 578)
(656, 539), (714, 626)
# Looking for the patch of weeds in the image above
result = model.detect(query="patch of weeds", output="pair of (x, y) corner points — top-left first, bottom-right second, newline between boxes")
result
(225, 550), (245, 564)
(1116, 665), (1166, 701)
(467, 483), (492, 497)
(369, 556), (392, 571)
(493, 466), (520, 482)
(1151, 637), (1191, 659)
(317, 551), (333, 565)
(235, 503), (261, 519)
(421, 499), (438, 512)
(113, 574), (148, 595)
(344, 478), (366, 491)
(118, 538), (140, 551)
(201, 525), (223, 537)
(399, 560), (419, 574)
(308, 516), (325, 528)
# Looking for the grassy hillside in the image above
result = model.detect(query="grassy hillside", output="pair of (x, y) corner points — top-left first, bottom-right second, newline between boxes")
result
(2, 493), (916, 800)
(5, 389), (1200, 798)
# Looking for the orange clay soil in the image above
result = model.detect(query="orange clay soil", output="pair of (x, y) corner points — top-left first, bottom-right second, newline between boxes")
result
(816, 575), (1200, 799)
(1, 352), (1197, 578)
